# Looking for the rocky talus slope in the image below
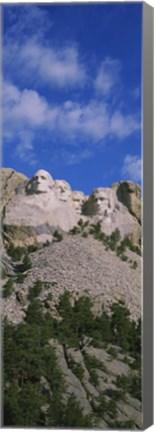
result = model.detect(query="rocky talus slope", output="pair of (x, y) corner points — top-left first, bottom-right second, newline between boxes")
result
(2, 230), (142, 428)
(3, 234), (141, 324)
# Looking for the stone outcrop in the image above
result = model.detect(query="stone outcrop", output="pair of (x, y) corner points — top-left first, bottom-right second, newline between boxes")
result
(46, 339), (142, 428)
(1, 236), (15, 276)
(0, 168), (28, 213)
(3, 224), (56, 248)
(49, 339), (92, 415)
(111, 181), (141, 223)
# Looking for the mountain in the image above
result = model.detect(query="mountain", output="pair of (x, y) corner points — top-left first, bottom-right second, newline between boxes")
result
(1, 168), (141, 247)
(1, 168), (142, 429)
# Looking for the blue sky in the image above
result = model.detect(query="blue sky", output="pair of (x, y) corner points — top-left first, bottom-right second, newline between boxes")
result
(3, 3), (142, 194)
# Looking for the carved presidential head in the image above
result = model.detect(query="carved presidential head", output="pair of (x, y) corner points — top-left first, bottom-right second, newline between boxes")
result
(83, 187), (113, 217)
(26, 170), (54, 194)
(71, 191), (85, 214)
(54, 180), (72, 202)
(91, 188), (110, 215)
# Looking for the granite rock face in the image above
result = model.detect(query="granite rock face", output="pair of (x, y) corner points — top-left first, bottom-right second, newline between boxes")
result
(2, 168), (141, 247)
(111, 181), (141, 223)
(83, 191), (140, 245)
(48, 339), (92, 415)
(0, 168), (28, 213)
(82, 186), (141, 245)
(48, 339), (142, 428)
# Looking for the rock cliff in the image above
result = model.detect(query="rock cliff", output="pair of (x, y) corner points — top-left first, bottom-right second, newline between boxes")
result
(1, 168), (141, 248)
(111, 181), (141, 223)
(0, 168), (28, 213)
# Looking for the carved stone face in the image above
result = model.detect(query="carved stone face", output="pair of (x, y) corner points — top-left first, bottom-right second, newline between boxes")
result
(91, 188), (111, 216)
(72, 191), (85, 213)
(54, 180), (71, 202)
(26, 170), (54, 194)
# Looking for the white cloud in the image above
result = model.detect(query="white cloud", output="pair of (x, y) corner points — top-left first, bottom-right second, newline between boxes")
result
(3, 82), (20, 105)
(26, 43), (86, 87)
(3, 81), (141, 165)
(58, 101), (140, 143)
(4, 40), (86, 88)
(3, 84), (109, 144)
(8, 89), (48, 126)
(110, 111), (140, 139)
(60, 149), (93, 165)
(59, 100), (110, 141)
(15, 131), (38, 166)
(3, 82), (58, 130)
(95, 57), (121, 96)
(122, 154), (141, 182)
(3, 7), (142, 170)
(4, 6), (86, 89)
(4, 5), (52, 43)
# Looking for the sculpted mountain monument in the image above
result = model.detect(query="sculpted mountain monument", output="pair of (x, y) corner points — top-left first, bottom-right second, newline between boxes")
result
(2, 168), (141, 247)
(3, 170), (78, 242)
(2, 168), (142, 428)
